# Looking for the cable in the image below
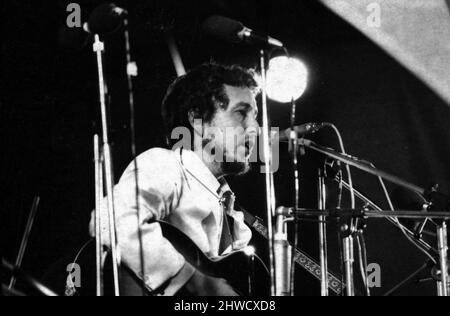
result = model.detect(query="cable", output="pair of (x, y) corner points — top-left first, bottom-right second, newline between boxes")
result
(356, 231), (370, 296)
(323, 124), (359, 296)
(337, 227), (345, 296)
(323, 123), (356, 209)
(325, 124), (436, 264)
(338, 177), (437, 262)
(369, 162), (437, 264)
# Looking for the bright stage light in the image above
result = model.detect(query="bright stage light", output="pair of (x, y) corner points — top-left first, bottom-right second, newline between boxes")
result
(266, 56), (308, 103)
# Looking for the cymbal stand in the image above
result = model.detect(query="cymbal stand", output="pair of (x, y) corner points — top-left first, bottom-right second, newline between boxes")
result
(93, 34), (120, 296)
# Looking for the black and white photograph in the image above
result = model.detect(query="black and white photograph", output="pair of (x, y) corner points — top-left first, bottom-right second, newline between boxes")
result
(2, 0), (450, 302)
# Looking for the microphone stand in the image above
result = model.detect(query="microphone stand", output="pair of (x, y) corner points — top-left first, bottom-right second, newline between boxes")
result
(295, 138), (450, 296)
(93, 34), (120, 296)
(122, 15), (148, 296)
(318, 168), (329, 296)
(437, 221), (449, 296)
(94, 135), (104, 296)
(336, 180), (440, 296)
(341, 218), (356, 296)
(260, 50), (277, 296)
(289, 98), (300, 297)
(336, 177), (436, 254)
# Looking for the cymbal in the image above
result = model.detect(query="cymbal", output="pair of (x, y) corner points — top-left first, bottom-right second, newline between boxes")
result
(2, 284), (27, 297)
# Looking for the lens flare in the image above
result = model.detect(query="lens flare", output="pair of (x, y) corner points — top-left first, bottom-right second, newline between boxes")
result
(266, 56), (308, 103)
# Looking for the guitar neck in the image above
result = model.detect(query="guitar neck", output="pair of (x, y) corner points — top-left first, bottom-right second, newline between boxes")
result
(251, 219), (343, 296)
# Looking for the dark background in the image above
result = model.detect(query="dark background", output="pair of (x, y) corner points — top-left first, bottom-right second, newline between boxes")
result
(2, 0), (450, 296)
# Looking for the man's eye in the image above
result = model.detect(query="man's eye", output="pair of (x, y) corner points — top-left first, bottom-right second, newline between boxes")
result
(237, 110), (247, 117)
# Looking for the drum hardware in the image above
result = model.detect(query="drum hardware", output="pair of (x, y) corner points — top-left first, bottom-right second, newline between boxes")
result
(7, 196), (40, 293)
(2, 258), (58, 296)
(2, 283), (27, 296)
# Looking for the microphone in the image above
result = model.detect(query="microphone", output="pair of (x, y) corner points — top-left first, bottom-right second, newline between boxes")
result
(274, 207), (292, 296)
(202, 15), (284, 48)
(275, 123), (326, 142)
(83, 4), (128, 35)
(59, 4), (127, 50)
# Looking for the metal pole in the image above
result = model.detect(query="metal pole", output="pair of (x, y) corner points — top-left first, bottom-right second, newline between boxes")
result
(3, 259), (58, 296)
(94, 135), (104, 296)
(343, 235), (355, 296)
(164, 29), (187, 77)
(260, 50), (276, 296)
(437, 222), (449, 296)
(289, 98), (300, 296)
(93, 35), (120, 296)
(8, 196), (40, 290)
(318, 169), (329, 296)
(337, 178), (435, 254)
(298, 139), (426, 195)
(437, 281), (444, 297)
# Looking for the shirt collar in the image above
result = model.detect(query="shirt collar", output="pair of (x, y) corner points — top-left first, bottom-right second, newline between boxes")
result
(178, 148), (232, 196)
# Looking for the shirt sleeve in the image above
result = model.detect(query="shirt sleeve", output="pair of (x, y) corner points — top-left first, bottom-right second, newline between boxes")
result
(90, 149), (193, 292)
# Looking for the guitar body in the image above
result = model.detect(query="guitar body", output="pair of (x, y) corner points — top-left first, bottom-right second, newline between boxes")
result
(157, 221), (270, 296)
(45, 221), (270, 296)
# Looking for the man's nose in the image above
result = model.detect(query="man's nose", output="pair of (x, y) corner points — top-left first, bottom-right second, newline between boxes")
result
(247, 117), (261, 135)
(245, 127), (260, 141)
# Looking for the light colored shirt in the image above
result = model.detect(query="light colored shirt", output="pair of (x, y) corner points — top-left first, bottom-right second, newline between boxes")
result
(90, 148), (252, 295)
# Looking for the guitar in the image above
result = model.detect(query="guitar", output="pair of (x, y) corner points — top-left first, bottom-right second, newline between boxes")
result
(52, 221), (270, 296)
(49, 214), (343, 296)
(156, 221), (270, 296)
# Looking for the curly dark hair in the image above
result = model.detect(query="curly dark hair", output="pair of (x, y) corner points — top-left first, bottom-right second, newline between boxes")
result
(162, 63), (259, 147)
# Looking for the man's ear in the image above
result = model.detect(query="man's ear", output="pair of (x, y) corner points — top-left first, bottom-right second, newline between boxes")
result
(188, 109), (203, 137)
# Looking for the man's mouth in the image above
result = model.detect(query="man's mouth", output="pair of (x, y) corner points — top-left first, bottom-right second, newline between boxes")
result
(244, 140), (253, 157)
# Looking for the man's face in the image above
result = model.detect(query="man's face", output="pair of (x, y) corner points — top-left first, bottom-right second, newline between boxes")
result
(204, 84), (260, 175)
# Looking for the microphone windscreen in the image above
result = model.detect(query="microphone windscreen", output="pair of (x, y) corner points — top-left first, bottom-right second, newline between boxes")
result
(202, 15), (244, 43)
(87, 4), (124, 35)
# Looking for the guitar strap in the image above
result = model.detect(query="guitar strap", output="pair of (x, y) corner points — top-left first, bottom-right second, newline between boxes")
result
(219, 191), (236, 255)
(235, 204), (259, 229)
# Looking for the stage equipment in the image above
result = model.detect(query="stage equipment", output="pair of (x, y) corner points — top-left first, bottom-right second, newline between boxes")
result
(202, 15), (284, 48)
(8, 196), (40, 291)
(2, 258), (58, 296)
(274, 207), (293, 296)
(287, 138), (450, 296)
(87, 3), (148, 296)
(88, 4), (129, 296)
(266, 56), (308, 103)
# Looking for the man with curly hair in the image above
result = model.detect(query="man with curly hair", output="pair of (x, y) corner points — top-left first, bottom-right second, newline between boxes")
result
(92, 63), (260, 296)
